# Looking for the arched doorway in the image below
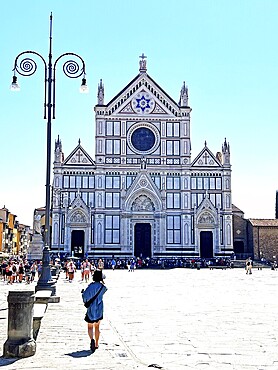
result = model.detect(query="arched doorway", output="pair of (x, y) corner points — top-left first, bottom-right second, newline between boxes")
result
(200, 231), (213, 258)
(71, 230), (84, 257)
(134, 223), (151, 258)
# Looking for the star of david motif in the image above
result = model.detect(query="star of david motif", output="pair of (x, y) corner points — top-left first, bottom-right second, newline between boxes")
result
(135, 95), (151, 112)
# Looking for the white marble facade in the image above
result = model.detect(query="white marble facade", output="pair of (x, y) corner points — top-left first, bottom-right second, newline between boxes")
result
(51, 56), (233, 259)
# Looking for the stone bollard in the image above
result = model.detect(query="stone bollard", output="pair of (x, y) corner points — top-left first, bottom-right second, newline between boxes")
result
(3, 290), (36, 358)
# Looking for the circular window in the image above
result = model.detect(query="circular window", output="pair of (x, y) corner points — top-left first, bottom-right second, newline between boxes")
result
(131, 127), (155, 152)
(127, 123), (160, 155)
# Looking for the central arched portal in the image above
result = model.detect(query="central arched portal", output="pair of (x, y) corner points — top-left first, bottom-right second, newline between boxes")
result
(134, 223), (151, 258)
(200, 231), (213, 258)
(71, 230), (84, 257)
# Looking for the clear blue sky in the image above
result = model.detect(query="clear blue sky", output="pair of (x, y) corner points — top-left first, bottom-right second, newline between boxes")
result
(1, 0), (277, 226)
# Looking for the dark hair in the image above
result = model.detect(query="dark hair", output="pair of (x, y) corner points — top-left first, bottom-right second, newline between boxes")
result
(93, 270), (103, 282)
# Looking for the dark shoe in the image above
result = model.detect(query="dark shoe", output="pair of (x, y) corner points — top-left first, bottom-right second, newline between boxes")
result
(90, 339), (96, 353)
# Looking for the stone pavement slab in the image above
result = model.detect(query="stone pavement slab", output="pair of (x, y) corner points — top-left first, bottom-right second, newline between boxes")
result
(0, 268), (278, 369)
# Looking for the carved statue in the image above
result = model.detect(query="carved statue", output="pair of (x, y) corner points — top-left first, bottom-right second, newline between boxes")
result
(140, 156), (147, 170)
(53, 189), (59, 207)
(63, 194), (68, 208)
(33, 212), (41, 234)
(140, 59), (146, 70)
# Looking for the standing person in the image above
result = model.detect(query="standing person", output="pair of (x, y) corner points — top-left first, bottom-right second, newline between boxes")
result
(81, 260), (85, 281)
(1, 260), (8, 281)
(82, 270), (107, 353)
(30, 261), (37, 282)
(130, 259), (136, 272)
(18, 262), (25, 283)
(37, 261), (43, 279)
(111, 258), (116, 271)
(245, 257), (252, 275)
(6, 262), (13, 284)
(127, 260), (131, 272)
(90, 260), (96, 278)
(24, 260), (31, 284)
(67, 261), (76, 282)
(97, 258), (104, 271)
(11, 262), (18, 283)
(64, 260), (69, 279)
(83, 259), (91, 283)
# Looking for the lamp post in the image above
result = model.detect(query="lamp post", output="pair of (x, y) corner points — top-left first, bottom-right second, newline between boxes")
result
(11, 13), (88, 293)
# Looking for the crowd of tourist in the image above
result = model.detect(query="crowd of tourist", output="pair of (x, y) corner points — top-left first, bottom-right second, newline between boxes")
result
(0, 258), (43, 284)
(1, 254), (275, 284)
(58, 256), (236, 272)
(61, 258), (105, 283)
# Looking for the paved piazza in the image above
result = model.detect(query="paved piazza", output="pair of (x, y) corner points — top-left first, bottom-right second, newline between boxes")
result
(0, 267), (278, 369)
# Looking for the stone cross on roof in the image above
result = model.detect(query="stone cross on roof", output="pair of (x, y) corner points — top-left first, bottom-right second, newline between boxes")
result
(139, 53), (147, 73)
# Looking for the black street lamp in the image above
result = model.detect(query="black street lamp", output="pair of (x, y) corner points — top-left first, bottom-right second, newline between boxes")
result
(11, 13), (88, 294)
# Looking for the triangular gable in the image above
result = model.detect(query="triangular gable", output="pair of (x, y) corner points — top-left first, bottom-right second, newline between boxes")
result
(124, 172), (163, 211)
(70, 193), (88, 211)
(67, 194), (89, 223)
(191, 145), (222, 167)
(117, 88), (168, 115)
(197, 194), (216, 213)
(63, 143), (95, 166)
(196, 194), (217, 225)
(105, 73), (180, 117)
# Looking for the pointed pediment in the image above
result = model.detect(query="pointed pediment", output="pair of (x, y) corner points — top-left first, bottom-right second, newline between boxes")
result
(67, 194), (89, 224)
(63, 143), (95, 166)
(197, 195), (216, 213)
(124, 172), (163, 211)
(70, 194), (88, 210)
(196, 195), (217, 225)
(191, 146), (221, 167)
(106, 74), (180, 117)
(117, 88), (168, 115)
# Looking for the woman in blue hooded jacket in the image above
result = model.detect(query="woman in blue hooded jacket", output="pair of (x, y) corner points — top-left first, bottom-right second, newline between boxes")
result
(82, 269), (107, 352)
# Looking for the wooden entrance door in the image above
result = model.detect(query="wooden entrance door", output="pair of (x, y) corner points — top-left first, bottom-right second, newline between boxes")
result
(134, 223), (151, 258)
(71, 230), (84, 258)
(200, 231), (213, 258)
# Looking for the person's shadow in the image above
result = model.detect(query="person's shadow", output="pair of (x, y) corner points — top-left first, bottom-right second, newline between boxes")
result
(0, 357), (18, 367)
(66, 349), (92, 358)
(0, 350), (92, 365)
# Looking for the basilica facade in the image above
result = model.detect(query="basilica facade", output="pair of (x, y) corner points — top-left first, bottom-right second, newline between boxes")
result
(51, 56), (233, 259)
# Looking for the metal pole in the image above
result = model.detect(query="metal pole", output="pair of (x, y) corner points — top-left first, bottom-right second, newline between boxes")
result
(36, 13), (55, 294)
(11, 14), (87, 293)
(45, 12), (53, 248)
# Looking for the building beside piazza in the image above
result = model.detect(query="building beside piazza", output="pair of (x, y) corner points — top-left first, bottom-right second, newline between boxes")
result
(51, 56), (233, 259)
